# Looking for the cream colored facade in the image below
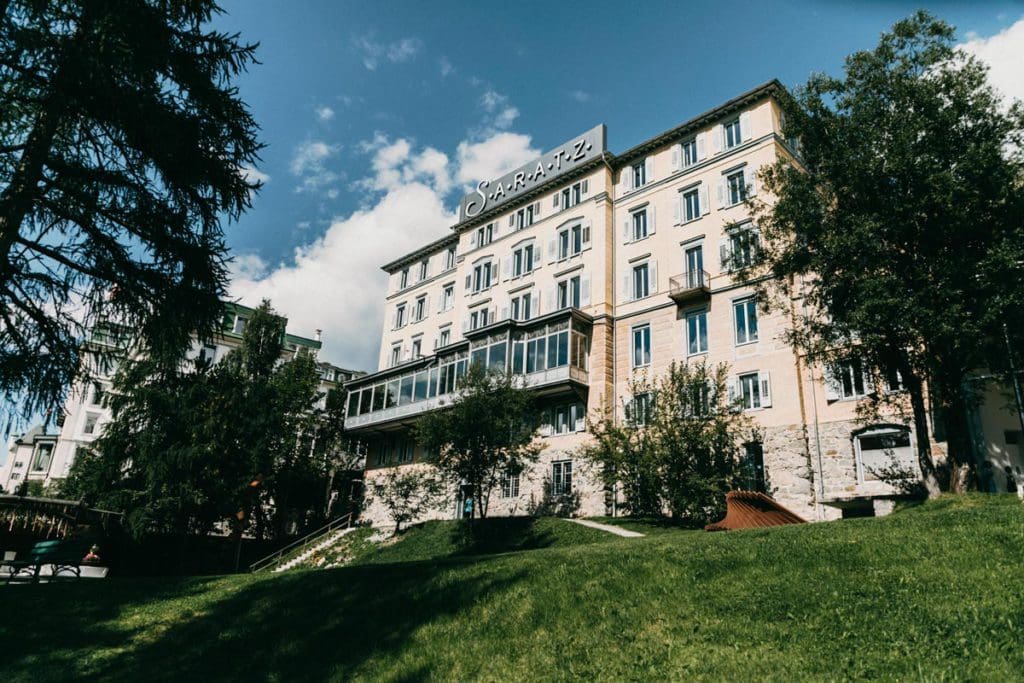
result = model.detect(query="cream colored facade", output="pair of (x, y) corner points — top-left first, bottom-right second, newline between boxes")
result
(347, 80), (1024, 528)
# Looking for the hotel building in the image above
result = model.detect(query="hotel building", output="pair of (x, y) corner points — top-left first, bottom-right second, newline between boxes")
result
(346, 80), (1024, 525)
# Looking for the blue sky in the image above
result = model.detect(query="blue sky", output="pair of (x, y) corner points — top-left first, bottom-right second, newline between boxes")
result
(214, 1), (1024, 371)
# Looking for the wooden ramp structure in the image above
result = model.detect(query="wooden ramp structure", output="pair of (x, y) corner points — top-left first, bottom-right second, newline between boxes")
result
(705, 491), (807, 531)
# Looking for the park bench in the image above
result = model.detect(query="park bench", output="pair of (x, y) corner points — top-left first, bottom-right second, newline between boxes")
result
(1, 539), (92, 584)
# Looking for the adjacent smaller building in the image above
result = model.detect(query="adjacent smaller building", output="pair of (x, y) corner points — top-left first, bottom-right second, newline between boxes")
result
(0, 426), (58, 494)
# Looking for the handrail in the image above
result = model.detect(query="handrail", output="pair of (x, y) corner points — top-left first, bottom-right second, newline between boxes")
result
(248, 512), (354, 573)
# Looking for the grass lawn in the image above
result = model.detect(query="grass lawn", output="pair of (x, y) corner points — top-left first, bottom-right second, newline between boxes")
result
(2, 495), (1023, 681)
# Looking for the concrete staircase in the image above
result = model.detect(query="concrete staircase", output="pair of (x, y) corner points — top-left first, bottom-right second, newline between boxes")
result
(272, 527), (360, 573)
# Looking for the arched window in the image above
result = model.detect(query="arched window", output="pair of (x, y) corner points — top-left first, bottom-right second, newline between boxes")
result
(853, 425), (914, 483)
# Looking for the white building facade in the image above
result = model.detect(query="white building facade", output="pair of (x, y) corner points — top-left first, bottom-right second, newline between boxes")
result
(345, 80), (1023, 526)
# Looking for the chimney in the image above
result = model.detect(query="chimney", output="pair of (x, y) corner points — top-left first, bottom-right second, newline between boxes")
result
(315, 329), (322, 342)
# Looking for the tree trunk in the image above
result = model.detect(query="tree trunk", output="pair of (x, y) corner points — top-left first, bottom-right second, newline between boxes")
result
(899, 363), (942, 496)
(943, 390), (975, 494)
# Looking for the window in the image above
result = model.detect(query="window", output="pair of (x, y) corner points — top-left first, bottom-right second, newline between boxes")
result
(199, 345), (217, 364)
(551, 402), (586, 434)
(681, 137), (698, 167)
(686, 309), (708, 355)
(411, 338), (422, 359)
(558, 180), (586, 210)
(31, 444), (53, 472)
(399, 268), (410, 289)
(414, 296), (427, 322)
(727, 228), (760, 269)
(82, 412), (100, 435)
(632, 324), (651, 368)
(725, 117), (742, 149)
(726, 169), (747, 206)
(738, 372), (761, 410)
(510, 320), (582, 377)
(476, 223), (494, 248)
(685, 245), (704, 284)
(469, 308), (491, 330)
(552, 460), (573, 496)
(501, 470), (520, 498)
(514, 204), (536, 230)
(740, 442), (767, 492)
(510, 292), (533, 321)
(512, 243), (536, 277)
(418, 260), (429, 282)
(682, 187), (701, 222)
(89, 382), (106, 407)
(390, 345), (402, 367)
(632, 263), (650, 300)
(438, 329), (451, 348)
(557, 222), (589, 260)
(471, 261), (495, 293)
(557, 276), (581, 310)
(734, 297), (758, 345)
(232, 316), (247, 334)
(394, 303), (407, 329)
(631, 161), (646, 188)
(445, 246), (457, 271)
(856, 428), (913, 482)
(631, 209), (648, 241)
(626, 392), (654, 426)
(831, 358), (870, 400)
(441, 285), (454, 311)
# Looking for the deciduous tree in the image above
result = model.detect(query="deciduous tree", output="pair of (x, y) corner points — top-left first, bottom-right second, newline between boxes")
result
(743, 12), (1024, 492)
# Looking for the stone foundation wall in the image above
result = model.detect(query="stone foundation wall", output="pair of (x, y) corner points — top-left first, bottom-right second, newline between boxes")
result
(762, 423), (816, 518)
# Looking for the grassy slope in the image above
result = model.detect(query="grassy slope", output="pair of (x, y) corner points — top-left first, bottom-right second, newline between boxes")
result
(3, 496), (1023, 682)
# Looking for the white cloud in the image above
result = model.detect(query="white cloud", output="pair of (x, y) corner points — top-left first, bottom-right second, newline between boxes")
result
(290, 140), (341, 195)
(238, 164), (270, 185)
(315, 106), (335, 122)
(233, 129), (540, 370)
(569, 90), (591, 103)
(232, 183), (455, 370)
(353, 35), (423, 71)
(455, 132), (539, 187)
(959, 18), (1024, 106)
(439, 56), (454, 77)
(476, 90), (521, 134)
(356, 134), (451, 195)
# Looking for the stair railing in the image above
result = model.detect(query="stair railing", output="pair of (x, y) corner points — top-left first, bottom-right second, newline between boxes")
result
(249, 511), (354, 573)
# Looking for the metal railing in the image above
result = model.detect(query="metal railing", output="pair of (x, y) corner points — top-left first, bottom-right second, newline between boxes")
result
(668, 270), (711, 299)
(248, 511), (354, 573)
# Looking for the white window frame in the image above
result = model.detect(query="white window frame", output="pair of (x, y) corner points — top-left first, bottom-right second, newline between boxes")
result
(510, 291), (533, 321)
(438, 328), (451, 348)
(725, 117), (742, 149)
(631, 323), (651, 368)
(472, 261), (495, 293)
(681, 137), (698, 167)
(682, 187), (701, 223)
(501, 470), (520, 498)
(631, 208), (648, 241)
(557, 223), (586, 260)
(411, 338), (422, 359)
(631, 161), (646, 188)
(632, 263), (650, 300)
(418, 259), (429, 282)
(551, 460), (573, 496)
(512, 243), (536, 278)
(390, 345), (402, 367)
(445, 246), (457, 271)
(395, 303), (407, 329)
(399, 268), (410, 290)
(733, 297), (759, 346)
(726, 169), (747, 206)
(738, 372), (761, 410)
(686, 308), (708, 356)
(441, 285), (454, 312)
(556, 275), (581, 310)
(413, 296), (427, 323)
(476, 223), (494, 248)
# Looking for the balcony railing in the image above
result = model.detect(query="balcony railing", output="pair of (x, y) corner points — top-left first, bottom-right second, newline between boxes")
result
(668, 270), (711, 304)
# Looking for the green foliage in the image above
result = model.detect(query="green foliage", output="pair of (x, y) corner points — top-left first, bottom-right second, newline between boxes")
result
(580, 361), (752, 524)
(2, 496), (1023, 680)
(415, 365), (544, 519)
(0, 1), (262, 422)
(63, 301), (331, 541)
(746, 11), (1024, 491)
(370, 467), (449, 533)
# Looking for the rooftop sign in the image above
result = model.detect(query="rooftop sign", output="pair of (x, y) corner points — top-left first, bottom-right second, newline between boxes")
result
(458, 124), (606, 222)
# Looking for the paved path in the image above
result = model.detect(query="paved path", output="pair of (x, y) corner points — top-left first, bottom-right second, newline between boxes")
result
(568, 518), (645, 538)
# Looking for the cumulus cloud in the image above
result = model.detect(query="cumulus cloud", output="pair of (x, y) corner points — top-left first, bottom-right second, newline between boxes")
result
(290, 140), (342, 195)
(238, 164), (270, 185)
(353, 35), (423, 71)
(960, 17), (1024, 106)
(455, 132), (539, 188)
(477, 90), (520, 133)
(233, 129), (541, 370)
(315, 106), (335, 122)
(232, 184), (455, 370)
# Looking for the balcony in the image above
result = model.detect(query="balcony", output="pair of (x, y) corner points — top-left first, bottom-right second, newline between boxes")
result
(668, 270), (711, 304)
(345, 393), (449, 432)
